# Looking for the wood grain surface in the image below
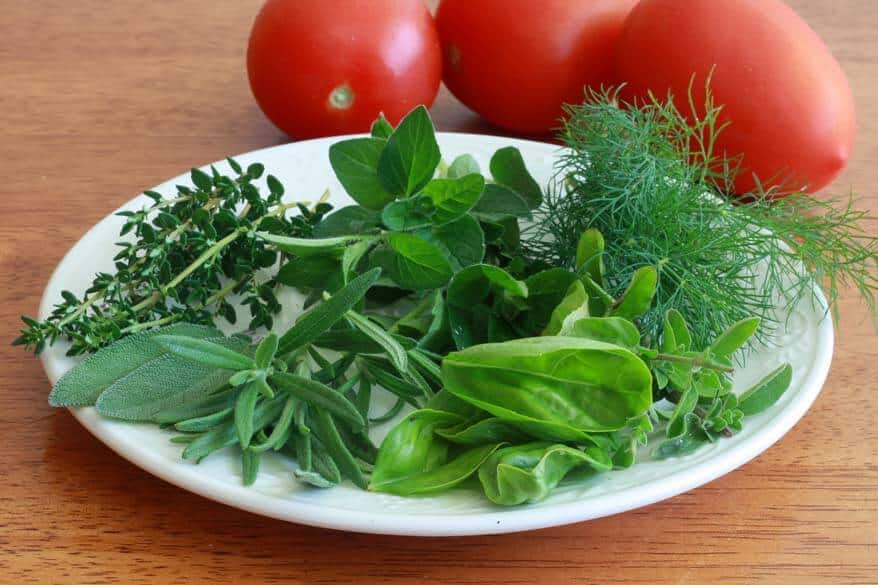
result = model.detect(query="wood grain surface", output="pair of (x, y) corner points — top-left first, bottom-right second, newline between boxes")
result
(1, 1), (875, 583)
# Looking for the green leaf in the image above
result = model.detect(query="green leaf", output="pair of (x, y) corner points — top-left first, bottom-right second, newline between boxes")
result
(543, 280), (589, 336)
(738, 363), (793, 416)
(667, 386), (699, 438)
(567, 317), (641, 349)
(311, 408), (367, 489)
(277, 268), (381, 355)
(447, 264), (528, 349)
(254, 333), (278, 369)
(235, 382), (260, 448)
(490, 147), (542, 209)
(49, 323), (225, 407)
(270, 373), (365, 431)
(435, 416), (528, 445)
(373, 443), (501, 496)
(329, 137), (394, 209)
(479, 443), (611, 506)
(421, 174), (485, 226)
(442, 336), (653, 434)
(370, 114), (394, 139)
(710, 317), (761, 359)
(341, 239), (376, 283)
(381, 197), (433, 231)
(345, 310), (409, 375)
(191, 168), (213, 191)
(523, 268), (579, 330)
(241, 448), (261, 486)
(415, 214), (485, 271)
(575, 229), (606, 288)
(371, 233), (453, 291)
(447, 154), (480, 179)
(610, 266), (658, 321)
(313, 206), (382, 238)
(377, 105), (441, 197)
(257, 232), (365, 257)
(276, 255), (340, 289)
(471, 184), (531, 221)
(664, 309), (692, 351)
(182, 393), (286, 461)
(153, 335), (255, 371)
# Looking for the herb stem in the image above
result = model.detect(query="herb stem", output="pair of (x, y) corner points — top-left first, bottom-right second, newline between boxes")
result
(653, 353), (734, 373)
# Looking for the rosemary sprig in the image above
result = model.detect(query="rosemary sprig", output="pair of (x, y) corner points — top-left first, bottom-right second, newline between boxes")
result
(15, 160), (330, 355)
(526, 87), (877, 345)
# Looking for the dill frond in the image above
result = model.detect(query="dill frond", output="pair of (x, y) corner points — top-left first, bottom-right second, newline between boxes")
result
(525, 86), (877, 346)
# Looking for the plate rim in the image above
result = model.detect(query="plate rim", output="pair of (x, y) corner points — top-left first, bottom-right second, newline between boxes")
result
(38, 132), (835, 536)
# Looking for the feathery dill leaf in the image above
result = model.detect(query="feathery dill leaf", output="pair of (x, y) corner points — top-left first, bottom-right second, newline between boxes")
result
(525, 87), (877, 346)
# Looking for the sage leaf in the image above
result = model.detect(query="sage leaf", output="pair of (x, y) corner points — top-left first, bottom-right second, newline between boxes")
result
(277, 268), (381, 355)
(154, 335), (255, 371)
(49, 323), (224, 407)
(329, 137), (394, 209)
(377, 105), (441, 197)
(738, 363), (793, 415)
(490, 146), (542, 209)
(371, 233), (453, 291)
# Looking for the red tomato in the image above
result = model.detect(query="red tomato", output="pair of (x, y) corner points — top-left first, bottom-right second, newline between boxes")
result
(247, 0), (441, 139)
(616, 0), (856, 194)
(436, 0), (638, 135)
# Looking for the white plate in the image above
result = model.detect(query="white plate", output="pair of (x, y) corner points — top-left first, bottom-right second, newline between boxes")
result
(39, 133), (834, 536)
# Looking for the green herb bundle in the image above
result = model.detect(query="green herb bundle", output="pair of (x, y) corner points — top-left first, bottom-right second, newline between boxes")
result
(34, 105), (809, 505)
(527, 87), (877, 346)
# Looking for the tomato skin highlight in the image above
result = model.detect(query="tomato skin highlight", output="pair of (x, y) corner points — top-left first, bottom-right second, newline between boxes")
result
(616, 0), (856, 194)
(247, 0), (442, 139)
(436, 0), (638, 135)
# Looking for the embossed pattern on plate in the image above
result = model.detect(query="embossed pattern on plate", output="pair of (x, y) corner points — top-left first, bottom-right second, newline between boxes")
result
(39, 134), (833, 535)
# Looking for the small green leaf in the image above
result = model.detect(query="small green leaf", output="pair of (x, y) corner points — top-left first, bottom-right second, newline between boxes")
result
(371, 233), (453, 291)
(270, 373), (365, 431)
(381, 197), (433, 231)
(421, 174), (486, 226)
(277, 268), (382, 355)
(415, 214), (485, 271)
(235, 382), (260, 448)
(341, 239), (376, 283)
(471, 184), (531, 220)
(254, 333), (278, 369)
(447, 154), (480, 179)
(241, 448), (261, 486)
(567, 317), (641, 349)
(543, 280), (589, 336)
(710, 317), (761, 359)
(377, 105), (441, 197)
(447, 264), (528, 349)
(667, 386), (699, 439)
(313, 206), (382, 238)
(738, 363), (793, 416)
(490, 146), (542, 209)
(257, 232), (365, 257)
(665, 309), (692, 351)
(345, 310), (409, 375)
(575, 229), (606, 287)
(329, 137), (394, 209)
(153, 335), (255, 371)
(191, 168), (213, 191)
(610, 266), (658, 321)
(370, 114), (394, 139)
(276, 255), (340, 289)
(311, 408), (368, 489)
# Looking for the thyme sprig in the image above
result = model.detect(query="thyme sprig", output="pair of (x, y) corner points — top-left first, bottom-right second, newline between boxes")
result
(15, 160), (329, 355)
(526, 87), (877, 346)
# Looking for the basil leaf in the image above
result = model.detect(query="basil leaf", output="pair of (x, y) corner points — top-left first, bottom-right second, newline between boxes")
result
(567, 316), (642, 349)
(415, 214), (486, 271)
(373, 443), (501, 496)
(329, 137), (394, 209)
(435, 416), (528, 445)
(490, 146), (543, 209)
(313, 206), (382, 238)
(543, 280), (590, 336)
(447, 154), (480, 179)
(277, 268), (381, 355)
(377, 105), (441, 197)
(49, 323), (225, 407)
(738, 363), (793, 415)
(421, 174), (485, 226)
(371, 233), (453, 290)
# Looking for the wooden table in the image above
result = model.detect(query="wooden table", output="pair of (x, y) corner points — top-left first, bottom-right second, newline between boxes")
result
(1, 1), (875, 583)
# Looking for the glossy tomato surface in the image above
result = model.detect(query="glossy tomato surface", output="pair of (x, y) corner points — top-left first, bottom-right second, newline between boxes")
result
(247, 0), (441, 139)
(616, 0), (856, 194)
(436, 0), (638, 135)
